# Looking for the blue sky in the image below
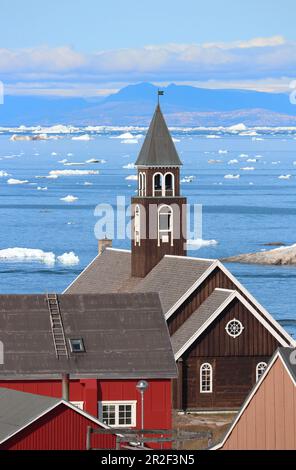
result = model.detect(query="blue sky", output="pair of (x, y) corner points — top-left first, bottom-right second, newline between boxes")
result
(0, 0), (295, 96)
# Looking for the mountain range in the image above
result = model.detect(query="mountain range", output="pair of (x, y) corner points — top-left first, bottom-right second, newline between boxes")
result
(1, 82), (296, 126)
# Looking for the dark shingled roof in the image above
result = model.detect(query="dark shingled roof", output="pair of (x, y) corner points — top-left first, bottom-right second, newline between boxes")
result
(171, 289), (235, 355)
(278, 347), (296, 382)
(65, 249), (141, 294)
(0, 388), (59, 443)
(133, 256), (214, 314)
(135, 105), (182, 167)
(0, 292), (177, 379)
(65, 249), (214, 315)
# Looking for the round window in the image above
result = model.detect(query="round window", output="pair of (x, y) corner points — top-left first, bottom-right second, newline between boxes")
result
(225, 318), (244, 338)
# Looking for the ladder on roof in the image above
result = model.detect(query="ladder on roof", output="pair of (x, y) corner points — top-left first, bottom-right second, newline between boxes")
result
(46, 293), (69, 359)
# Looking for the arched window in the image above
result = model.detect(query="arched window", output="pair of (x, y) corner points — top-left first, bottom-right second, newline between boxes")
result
(153, 173), (163, 196)
(200, 363), (213, 393)
(158, 205), (173, 246)
(256, 362), (267, 382)
(139, 172), (146, 196)
(164, 172), (175, 196)
(134, 205), (141, 246)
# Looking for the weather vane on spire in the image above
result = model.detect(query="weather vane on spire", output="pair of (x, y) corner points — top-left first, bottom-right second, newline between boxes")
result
(157, 89), (164, 105)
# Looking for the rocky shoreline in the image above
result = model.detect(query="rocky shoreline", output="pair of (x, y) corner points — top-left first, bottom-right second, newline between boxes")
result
(222, 243), (296, 265)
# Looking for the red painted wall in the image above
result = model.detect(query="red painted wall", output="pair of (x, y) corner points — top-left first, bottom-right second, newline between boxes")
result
(0, 378), (172, 431)
(0, 404), (116, 450)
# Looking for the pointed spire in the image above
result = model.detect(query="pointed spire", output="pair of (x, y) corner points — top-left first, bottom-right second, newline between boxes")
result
(135, 104), (182, 167)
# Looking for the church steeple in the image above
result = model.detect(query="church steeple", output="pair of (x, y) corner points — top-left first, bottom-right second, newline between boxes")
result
(135, 104), (183, 167)
(131, 103), (187, 278)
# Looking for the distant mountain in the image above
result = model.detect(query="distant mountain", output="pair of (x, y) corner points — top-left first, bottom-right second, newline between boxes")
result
(0, 83), (296, 126)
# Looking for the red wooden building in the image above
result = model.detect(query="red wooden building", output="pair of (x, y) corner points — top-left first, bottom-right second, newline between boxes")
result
(65, 104), (295, 412)
(0, 292), (176, 448)
(0, 388), (116, 450)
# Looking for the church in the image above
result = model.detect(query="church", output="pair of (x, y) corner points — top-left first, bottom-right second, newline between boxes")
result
(65, 103), (295, 412)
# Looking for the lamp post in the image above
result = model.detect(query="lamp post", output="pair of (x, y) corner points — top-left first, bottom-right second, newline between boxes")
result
(136, 379), (149, 446)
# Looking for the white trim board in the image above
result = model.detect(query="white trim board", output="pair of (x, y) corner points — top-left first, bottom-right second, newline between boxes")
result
(211, 350), (295, 450)
(174, 290), (290, 360)
(0, 398), (113, 446)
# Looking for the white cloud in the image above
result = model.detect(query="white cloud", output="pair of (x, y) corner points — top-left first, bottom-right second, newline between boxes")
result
(1, 37), (295, 96)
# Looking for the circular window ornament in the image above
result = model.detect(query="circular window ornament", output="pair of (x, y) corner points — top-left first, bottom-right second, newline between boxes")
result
(225, 318), (244, 338)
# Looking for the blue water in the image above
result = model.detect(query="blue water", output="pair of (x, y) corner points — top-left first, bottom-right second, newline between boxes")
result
(0, 129), (296, 338)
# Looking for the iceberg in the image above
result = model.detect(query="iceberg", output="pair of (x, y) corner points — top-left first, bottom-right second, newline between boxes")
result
(0, 247), (55, 265)
(228, 159), (238, 164)
(7, 178), (29, 185)
(123, 163), (136, 169)
(57, 251), (79, 266)
(60, 195), (78, 202)
(125, 175), (138, 181)
(0, 171), (10, 177)
(49, 170), (99, 176)
(224, 174), (240, 179)
(278, 175), (291, 180)
(72, 134), (92, 141)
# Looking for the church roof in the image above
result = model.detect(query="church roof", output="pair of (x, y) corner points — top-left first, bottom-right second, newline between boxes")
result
(64, 249), (214, 314)
(135, 104), (182, 167)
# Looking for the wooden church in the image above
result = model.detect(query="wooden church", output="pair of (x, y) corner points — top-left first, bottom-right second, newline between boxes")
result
(65, 103), (295, 412)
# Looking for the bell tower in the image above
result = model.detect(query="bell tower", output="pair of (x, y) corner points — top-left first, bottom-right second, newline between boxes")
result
(131, 102), (187, 277)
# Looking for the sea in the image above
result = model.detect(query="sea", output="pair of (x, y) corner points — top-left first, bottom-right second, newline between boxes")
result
(0, 124), (296, 339)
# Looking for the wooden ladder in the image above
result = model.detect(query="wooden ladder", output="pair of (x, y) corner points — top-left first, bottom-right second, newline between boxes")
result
(46, 293), (69, 359)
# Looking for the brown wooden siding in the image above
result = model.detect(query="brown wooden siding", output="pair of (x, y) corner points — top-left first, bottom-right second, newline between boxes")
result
(173, 299), (280, 410)
(168, 267), (288, 344)
(131, 196), (186, 277)
(221, 357), (296, 449)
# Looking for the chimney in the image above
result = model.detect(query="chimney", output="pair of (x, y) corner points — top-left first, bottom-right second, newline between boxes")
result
(98, 237), (112, 255)
(62, 373), (70, 401)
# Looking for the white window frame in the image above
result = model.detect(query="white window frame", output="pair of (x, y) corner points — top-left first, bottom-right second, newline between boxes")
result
(164, 172), (175, 196)
(70, 401), (84, 410)
(153, 172), (163, 197)
(200, 363), (213, 393)
(225, 318), (244, 338)
(158, 204), (173, 246)
(134, 204), (141, 246)
(139, 172), (146, 197)
(256, 362), (267, 382)
(98, 400), (137, 428)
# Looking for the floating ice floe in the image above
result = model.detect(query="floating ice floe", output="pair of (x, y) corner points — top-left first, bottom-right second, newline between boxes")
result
(123, 163), (136, 169)
(0, 171), (10, 177)
(37, 186), (48, 191)
(181, 176), (195, 183)
(224, 174), (240, 179)
(121, 139), (139, 144)
(246, 158), (257, 162)
(252, 137), (264, 141)
(71, 134), (92, 141)
(49, 170), (99, 176)
(241, 167), (255, 171)
(85, 158), (105, 164)
(58, 159), (68, 163)
(83, 182), (93, 186)
(218, 149), (228, 154)
(278, 175), (291, 180)
(60, 195), (78, 202)
(239, 153), (249, 158)
(125, 175), (138, 181)
(35, 174), (59, 179)
(0, 247), (79, 266)
(64, 162), (86, 166)
(57, 251), (79, 266)
(228, 159), (238, 164)
(51, 152), (58, 156)
(187, 239), (218, 248)
(67, 153), (74, 157)
(7, 178), (29, 185)
(206, 135), (221, 139)
(208, 159), (222, 164)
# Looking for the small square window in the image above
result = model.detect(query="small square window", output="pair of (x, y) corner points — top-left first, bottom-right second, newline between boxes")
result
(69, 338), (85, 353)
